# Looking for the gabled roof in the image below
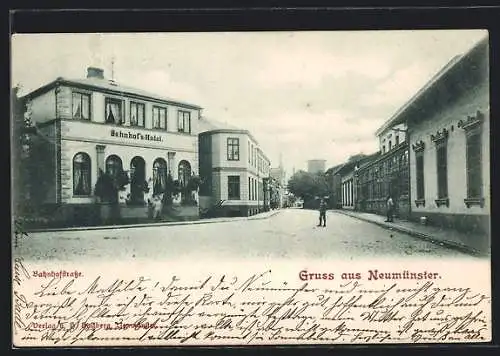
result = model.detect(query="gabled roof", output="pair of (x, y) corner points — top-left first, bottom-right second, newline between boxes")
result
(22, 77), (202, 110)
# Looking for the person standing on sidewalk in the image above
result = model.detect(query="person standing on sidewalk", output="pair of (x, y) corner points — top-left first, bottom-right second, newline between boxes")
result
(318, 198), (327, 227)
(385, 195), (394, 222)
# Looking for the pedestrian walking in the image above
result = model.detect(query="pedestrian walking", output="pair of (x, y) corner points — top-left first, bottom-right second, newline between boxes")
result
(318, 198), (327, 227)
(385, 195), (394, 222)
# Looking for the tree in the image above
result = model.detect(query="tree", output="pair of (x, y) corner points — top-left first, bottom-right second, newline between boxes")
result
(287, 170), (332, 202)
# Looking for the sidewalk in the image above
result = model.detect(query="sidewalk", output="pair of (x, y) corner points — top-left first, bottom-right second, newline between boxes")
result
(24, 209), (282, 233)
(334, 209), (489, 256)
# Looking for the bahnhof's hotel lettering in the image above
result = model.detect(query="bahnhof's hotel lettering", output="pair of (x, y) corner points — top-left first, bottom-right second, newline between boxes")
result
(110, 129), (163, 142)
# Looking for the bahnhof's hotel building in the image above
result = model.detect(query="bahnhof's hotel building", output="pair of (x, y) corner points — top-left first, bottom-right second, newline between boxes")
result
(23, 66), (202, 218)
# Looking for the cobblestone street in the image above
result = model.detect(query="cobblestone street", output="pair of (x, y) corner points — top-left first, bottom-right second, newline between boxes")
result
(13, 209), (477, 263)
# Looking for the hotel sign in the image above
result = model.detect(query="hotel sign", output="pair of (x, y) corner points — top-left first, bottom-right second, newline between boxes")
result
(61, 120), (195, 151)
(110, 129), (162, 142)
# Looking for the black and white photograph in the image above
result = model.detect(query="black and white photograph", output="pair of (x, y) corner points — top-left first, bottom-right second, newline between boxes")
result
(11, 29), (492, 347)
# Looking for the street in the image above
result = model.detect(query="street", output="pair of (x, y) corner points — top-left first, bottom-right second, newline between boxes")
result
(14, 209), (473, 262)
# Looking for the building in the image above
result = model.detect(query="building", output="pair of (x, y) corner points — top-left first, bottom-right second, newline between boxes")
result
(355, 124), (410, 219)
(22, 66), (202, 223)
(376, 37), (490, 237)
(325, 164), (343, 208)
(332, 155), (378, 211)
(270, 165), (286, 208)
(198, 117), (271, 217)
(307, 159), (326, 174)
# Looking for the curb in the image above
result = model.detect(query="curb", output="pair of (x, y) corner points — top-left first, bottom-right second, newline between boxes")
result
(24, 210), (282, 233)
(333, 210), (483, 257)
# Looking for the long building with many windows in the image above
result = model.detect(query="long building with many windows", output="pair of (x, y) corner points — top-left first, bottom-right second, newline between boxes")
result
(198, 118), (271, 217)
(356, 124), (410, 219)
(22, 66), (202, 223)
(376, 36), (490, 238)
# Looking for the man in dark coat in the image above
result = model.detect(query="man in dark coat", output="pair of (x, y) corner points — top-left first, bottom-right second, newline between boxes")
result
(318, 198), (327, 227)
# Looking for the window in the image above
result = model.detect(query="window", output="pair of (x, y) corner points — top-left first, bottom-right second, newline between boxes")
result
(436, 144), (448, 199)
(72, 93), (90, 120)
(228, 176), (240, 200)
(254, 179), (257, 201)
(177, 111), (191, 133)
(130, 102), (145, 127)
(227, 138), (240, 161)
(395, 135), (400, 146)
(466, 130), (482, 198)
(388, 141), (392, 151)
(382, 145), (386, 154)
(248, 177), (252, 200)
(153, 158), (167, 195)
(153, 106), (167, 130)
(178, 160), (192, 188)
(248, 142), (251, 163)
(105, 155), (123, 179)
(105, 98), (123, 125)
(73, 152), (91, 195)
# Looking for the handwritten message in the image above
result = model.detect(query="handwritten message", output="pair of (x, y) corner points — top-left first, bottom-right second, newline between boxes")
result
(12, 258), (491, 346)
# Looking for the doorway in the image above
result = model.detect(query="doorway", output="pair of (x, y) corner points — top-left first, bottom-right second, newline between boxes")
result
(130, 156), (146, 204)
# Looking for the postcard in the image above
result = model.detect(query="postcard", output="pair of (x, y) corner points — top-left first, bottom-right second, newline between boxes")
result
(11, 30), (491, 347)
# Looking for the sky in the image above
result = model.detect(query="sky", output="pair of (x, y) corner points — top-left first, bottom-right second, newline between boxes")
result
(11, 30), (487, 178)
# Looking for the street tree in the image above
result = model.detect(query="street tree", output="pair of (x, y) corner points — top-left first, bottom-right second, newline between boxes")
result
(287, 170), (332, 205)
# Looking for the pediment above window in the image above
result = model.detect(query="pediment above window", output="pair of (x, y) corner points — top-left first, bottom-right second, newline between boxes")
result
(412, 140), (425, 153)
(431, 128), (449, 145)
(458, 110), (484, 131)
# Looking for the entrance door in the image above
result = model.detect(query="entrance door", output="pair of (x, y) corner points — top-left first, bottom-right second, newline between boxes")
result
(130, 156), (146, 204)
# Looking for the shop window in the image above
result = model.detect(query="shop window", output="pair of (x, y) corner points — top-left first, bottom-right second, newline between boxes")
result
(228, 176), (241, 200)
(73, 152), (91, 195)
(105, 98), (123, 125)
(72, 92), (91, 120)
(130, 102), (145, 127)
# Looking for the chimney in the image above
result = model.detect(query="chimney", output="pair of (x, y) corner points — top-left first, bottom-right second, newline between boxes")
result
(87, 67), (104, 79)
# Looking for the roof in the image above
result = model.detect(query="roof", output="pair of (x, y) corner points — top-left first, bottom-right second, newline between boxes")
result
(22, 77), (202, 110)
(198, 116), (245, 132)
(333, 151), (381, 176)
(199, 117), (270, 163)
(375, 36), (489, 135)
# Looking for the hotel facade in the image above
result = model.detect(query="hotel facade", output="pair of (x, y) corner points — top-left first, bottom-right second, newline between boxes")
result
(23, 67), (202, 221)
(198, 118), (271, 217)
